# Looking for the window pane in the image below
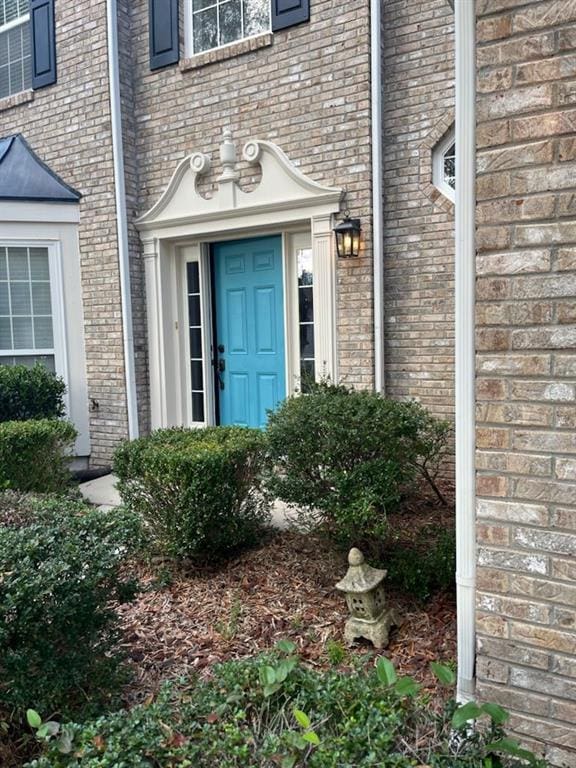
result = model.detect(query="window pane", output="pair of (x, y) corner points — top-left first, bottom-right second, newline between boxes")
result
(300, 359), (315, 392)
(0, 317), (11, 348)
(297, 250), (313, 286)
(29, 248), (50, 280)
(33, 316), (53, 348)
(190, 327), (202, 359)
(0, 354), (55, 372)
(193, 7), (218, 53)
(191, 360), (203, 391)
(188, 294), (201, 327)
(298, 286), (313, 323)
(31, 282), (52, 315)
(9, 281), (30, 315)
(192, 0), (214, 10)
(192, 392), (205, 422)
(0, 249), (6, 280)
(12, 316), (32, 348)
(444, 143), (456, 190)
(299, 324), (314, 359)
(0, 282), (8, 315)
(186, 261), (200, 293)
(243, 0), (268, 36)
(7, 247), (28, 279)
(219, 0), (241, 45)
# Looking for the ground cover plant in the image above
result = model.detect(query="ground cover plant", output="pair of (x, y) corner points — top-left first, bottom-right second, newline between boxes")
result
(265, 381), (451, 551)
(25, 645), (546, 768)
(0, 493), (145, 727)
(0, 363), (66, 422)
(114, 425), (270, 561)
(0, 418), (77, 492)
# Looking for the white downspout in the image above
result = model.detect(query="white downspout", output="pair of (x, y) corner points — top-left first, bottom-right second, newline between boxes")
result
(106, 0), (139, 440)
(455, 0), (476, 702)
(371, 0), (385, 393)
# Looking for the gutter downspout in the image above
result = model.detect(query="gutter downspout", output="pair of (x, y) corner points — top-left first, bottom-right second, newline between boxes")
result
(455, 0), (476, 702)
(107, 0), (139, 440)
(371, 0), (385, 393)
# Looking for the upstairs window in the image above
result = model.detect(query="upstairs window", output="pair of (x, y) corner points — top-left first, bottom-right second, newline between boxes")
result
(432, 125), (455, 203)
(187, 0), (270, 55)
(0, 0), (31, 99)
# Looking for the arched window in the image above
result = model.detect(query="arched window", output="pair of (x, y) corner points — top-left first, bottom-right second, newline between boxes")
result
(433, 126), (455, 202)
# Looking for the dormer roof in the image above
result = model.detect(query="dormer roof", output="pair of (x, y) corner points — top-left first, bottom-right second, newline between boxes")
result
(0, 134), (81, 203)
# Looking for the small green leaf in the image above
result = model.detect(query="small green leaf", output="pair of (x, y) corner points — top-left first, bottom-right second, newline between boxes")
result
(277, 639), (297, 655)
(376, 656), (397, 687)
(452, 701), (483, 729)
(276, 658), (297, 682)
(259, 665), (277, 687)
(394, 676), (420, 698)
(293, 709), (311, 729)
(485, 738), (538, 765)
(281, 756), (297, 768)
(303, 730), (320, 746)
(263, 682), (281, 698)
(26, 710), (42, 730)
(430, 662), (456, 686)
(481, 702), (510, 725)
(37, 721), (60, 740)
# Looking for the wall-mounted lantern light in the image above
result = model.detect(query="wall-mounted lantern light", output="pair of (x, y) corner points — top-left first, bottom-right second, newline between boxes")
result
(333, 215), (361, 259)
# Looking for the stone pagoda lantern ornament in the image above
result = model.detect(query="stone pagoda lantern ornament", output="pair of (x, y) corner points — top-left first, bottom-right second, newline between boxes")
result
(335, 548), (400, 649)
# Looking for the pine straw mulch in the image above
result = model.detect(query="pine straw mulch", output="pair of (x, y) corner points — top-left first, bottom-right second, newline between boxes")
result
(118, 501), (456, 707)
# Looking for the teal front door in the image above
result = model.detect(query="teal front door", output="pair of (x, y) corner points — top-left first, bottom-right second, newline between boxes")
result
(213, 236), (286, 428)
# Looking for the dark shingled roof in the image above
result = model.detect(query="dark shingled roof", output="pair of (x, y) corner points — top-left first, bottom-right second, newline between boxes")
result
(0, 134), (81, 203)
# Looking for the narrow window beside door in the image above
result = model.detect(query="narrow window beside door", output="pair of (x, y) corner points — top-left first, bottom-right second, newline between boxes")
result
(187, 261), (205, 422)
(297, 246), (314, 391)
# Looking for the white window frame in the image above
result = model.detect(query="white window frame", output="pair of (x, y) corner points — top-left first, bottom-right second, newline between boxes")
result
(184, 0), (271, 58)
(0, 5), (32, 100)
(0, 241), (68, 406)
(432, 125), (456, 203)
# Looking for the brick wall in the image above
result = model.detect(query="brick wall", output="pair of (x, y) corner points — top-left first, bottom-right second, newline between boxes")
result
(0, 0), (129, 465)
(127, 0), (374, 407)
(381, 0), (456, 431)
(475, 1), (576, 764)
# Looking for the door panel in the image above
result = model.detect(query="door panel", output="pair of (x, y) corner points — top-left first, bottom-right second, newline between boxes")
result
(214, 236), (285, 428)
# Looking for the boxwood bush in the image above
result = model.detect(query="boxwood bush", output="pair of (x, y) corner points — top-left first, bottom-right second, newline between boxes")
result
(0, 418), (77, 492)
(0, 494), (145, 719)
(26, 645), (546, 768)
(114, 426), (270, 561)
(0, 363), (66, 422)
(265, 382), (451, 550)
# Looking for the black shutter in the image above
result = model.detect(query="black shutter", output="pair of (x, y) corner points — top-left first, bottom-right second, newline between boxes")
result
(31, 0), (56, 89)
(149, 0), (179, 70)
(271, 0), (309, 31)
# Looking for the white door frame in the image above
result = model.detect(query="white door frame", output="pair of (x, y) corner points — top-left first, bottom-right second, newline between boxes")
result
(137, 136), (342, 430)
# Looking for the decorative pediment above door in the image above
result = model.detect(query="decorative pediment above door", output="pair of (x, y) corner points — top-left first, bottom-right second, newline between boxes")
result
(136, 130), (343, 232)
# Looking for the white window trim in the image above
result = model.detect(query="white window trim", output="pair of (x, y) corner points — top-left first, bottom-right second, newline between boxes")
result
(432, 125), (456, 203)
(184, 0), (271, 59)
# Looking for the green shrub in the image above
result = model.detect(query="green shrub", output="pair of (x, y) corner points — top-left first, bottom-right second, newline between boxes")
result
(0, 419), (77, 492)
(265, 381), (450, 549)
(26, 646), (547, 768)
(0, 364), (66, 422)
(385, 525), (456, 601)
(114, 426), (270, 561)
(0, 495), (145, 719)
